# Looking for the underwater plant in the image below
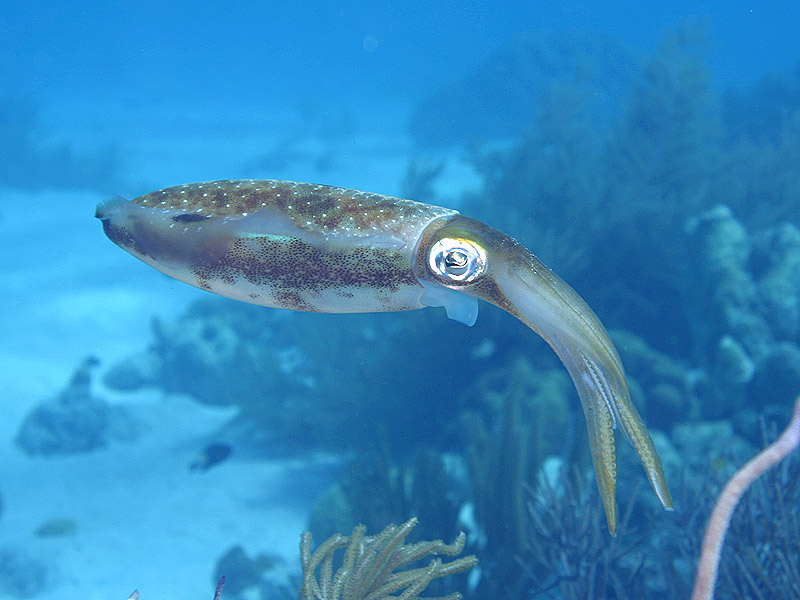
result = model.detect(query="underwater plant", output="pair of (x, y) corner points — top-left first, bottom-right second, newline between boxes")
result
(298, 518), (477, 600)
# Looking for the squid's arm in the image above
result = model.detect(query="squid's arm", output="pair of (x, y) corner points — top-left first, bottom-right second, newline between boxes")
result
(415, 216), (674, 534)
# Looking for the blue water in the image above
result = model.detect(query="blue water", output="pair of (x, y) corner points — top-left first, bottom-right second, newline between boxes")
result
(2, 2), (800, 599)
(4, 2), (800, 109)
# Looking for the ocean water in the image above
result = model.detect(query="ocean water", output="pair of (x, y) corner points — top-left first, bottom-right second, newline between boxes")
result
(2, 2), (800, 600)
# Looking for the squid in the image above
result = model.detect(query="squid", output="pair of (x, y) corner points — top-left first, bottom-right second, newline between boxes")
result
(96, 179), (673, 533)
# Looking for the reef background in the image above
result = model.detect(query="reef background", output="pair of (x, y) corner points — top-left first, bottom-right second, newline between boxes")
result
(2, 2), (800, 599)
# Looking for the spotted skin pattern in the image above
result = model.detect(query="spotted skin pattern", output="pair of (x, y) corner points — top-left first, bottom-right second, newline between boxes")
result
(133, 179), (453, 239)
(192, 235), (422, 311)
(96, 179), (457, 313)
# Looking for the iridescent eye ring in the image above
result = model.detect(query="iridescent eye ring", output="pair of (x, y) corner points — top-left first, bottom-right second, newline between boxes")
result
(428, 237), (487, 283)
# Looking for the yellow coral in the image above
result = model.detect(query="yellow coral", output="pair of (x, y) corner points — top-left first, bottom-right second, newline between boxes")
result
(298, 518), (477, 600)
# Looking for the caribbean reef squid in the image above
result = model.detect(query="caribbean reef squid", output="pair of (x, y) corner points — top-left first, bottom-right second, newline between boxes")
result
(96, 179), (673, 534)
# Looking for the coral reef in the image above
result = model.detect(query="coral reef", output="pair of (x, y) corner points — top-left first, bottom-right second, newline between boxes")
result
(609, 330), (690, 429)
(685, 205), (773, 369)
(686, 205), (800, 432)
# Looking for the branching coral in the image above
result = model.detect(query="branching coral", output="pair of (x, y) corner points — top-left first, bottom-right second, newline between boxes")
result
(298, 518), (477, 600)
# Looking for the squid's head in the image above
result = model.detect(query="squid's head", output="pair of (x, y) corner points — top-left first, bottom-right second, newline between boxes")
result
(414, 216), (673, 535)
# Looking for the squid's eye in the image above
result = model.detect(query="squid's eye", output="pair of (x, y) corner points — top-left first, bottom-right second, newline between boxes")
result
(428, 237), (487, 283)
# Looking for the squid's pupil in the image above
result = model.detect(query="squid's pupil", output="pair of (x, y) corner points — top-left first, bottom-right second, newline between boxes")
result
(445, 250), (468, 269)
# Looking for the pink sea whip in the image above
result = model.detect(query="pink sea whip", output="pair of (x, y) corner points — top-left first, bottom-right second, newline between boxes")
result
(691, 395), (800, 600)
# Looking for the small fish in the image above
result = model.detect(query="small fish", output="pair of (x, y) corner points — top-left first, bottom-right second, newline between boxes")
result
(97, 179), (672, 533)
(189, 442), (233, 472)
(34, 517), (77, 537)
